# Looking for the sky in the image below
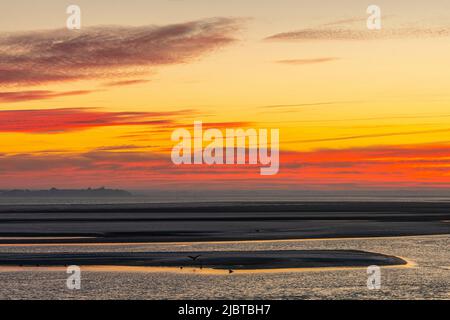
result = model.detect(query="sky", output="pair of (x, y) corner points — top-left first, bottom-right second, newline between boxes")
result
(1, 0), (450, 190)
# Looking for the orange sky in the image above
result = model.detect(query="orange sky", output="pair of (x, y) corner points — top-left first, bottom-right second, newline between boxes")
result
(1, 0), (450, 190)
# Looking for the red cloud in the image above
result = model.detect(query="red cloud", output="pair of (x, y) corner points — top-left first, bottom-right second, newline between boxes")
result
(1, 143), (450, 189)
(0, 108), (193, 133)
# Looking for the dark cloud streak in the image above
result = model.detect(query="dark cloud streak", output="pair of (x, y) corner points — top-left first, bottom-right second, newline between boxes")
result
(0, 90), (95, 103)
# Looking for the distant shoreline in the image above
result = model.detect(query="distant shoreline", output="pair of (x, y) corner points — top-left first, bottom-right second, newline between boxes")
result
(0, 188), (132, 198)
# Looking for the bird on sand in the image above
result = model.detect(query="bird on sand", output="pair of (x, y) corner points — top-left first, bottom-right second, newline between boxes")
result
(187, 255), (202, 261)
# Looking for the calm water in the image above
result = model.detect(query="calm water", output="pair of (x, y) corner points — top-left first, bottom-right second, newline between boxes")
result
(0, 235), (448, 300)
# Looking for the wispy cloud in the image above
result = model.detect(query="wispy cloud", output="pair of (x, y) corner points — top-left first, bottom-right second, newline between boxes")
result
(0, 17), (243, 86)
(320, 15), (396, 27)
(116, 121), (255, 139)
(102, 79), (151, 87)
(258, 101), (358, 109)
(275, 57), (339, 65)
(320, 17), (368, 27)
(266, 26), (450, 41)
(93, 145), (155, 151)
(291, 128), (450, 143)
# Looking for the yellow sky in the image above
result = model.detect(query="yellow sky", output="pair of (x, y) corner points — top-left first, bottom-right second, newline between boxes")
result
(1, 1), (450, 189)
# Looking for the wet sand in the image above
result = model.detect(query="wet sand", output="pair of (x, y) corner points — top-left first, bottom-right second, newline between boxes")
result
(0, 250), (406, 270)
(0, 201), (447, 274)
(0, 235), (447, 299)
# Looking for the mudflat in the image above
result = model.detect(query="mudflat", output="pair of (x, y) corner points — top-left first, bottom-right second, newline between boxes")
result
(0, 201), (448, 244)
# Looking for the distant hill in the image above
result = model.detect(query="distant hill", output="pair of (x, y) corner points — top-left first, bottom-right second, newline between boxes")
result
(0, 188), (132, 198)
